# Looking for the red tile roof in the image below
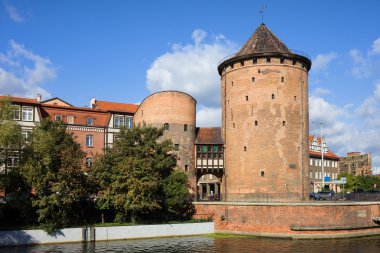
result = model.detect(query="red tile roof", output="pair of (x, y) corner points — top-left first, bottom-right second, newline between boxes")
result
(0, 95), (40, 105)
(195, 127), (223, 144)
(309, 150), (340, 160)
(95, 100), (139, 114)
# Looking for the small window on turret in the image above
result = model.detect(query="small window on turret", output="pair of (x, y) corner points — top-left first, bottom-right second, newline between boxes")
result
(266, 58), (271, 63)
(283, 121), (286, 126)
(258, 69), (261, 73)
(244, 146), (247, 151)
(246, 96), (248, 101)
(272, 94), (275, 99)
(292, 60), (297, 65)
(280, 58), (285, 64)
(255, 120), (258, 126)
(261, 171), (265, 177)
(231, 64), (234, 69)
(281, 77), (284, 82)
(241, 61), (244, 66)
(294, 96), (297, 101)
(231, 81), (234, 86)
(233, 123), (235, 128)
(252, 77), (255, 82)
(253, 58), (257, 64)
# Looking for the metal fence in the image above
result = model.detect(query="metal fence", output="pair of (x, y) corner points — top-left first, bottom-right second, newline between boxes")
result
(192, 192), (380, 203)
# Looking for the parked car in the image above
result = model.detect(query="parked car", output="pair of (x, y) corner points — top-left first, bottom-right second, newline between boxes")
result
(309, 192), (320, 200)
(316, 190), (335, 200)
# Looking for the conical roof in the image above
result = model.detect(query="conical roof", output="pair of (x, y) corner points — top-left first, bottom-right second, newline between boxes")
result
(236, 23), (291, 56)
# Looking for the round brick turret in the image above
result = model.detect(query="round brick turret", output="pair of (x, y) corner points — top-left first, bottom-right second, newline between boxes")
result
(218, 24), (311, 200)
(134, 91), (197, 188)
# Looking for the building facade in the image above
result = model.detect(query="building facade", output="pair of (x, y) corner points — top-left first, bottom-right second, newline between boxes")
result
(339, 152), (372, 176)
(308, 135), (340, 192)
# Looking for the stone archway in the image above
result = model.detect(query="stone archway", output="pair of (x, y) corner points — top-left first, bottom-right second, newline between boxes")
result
(197, 173), (221, 201)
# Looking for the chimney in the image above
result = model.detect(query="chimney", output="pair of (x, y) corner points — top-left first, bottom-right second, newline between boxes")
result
(90, 97), (96, 109)
(36, 94), (42, 102)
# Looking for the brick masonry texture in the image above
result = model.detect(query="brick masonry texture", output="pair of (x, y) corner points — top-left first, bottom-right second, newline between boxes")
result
(195, 203), (380, 237)
(221, 57), (309, 199)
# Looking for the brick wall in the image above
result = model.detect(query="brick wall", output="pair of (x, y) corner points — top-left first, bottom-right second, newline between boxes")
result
(195, 202), (380, 236)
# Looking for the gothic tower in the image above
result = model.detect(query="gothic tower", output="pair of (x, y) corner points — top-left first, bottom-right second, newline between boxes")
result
(218, 24), (311, 200)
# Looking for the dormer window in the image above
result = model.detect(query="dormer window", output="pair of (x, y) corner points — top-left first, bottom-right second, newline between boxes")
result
(22, 106), (33, 121)
(86, 118), (94, 126)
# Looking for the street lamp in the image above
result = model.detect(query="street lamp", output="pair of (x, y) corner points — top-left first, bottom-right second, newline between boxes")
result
(312, 122), (325, 189)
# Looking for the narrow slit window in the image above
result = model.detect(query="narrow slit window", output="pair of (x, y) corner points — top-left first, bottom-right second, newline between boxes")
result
(231, 81), (234, 86)
(294, 96), (297, 101)
(230, 64), (234, 69)
(244, 146), (247, 151)
(253, 58), (257, 64)
(255, 120), (258, 126)
(281, 77), (284, 82)
(272, 94), (275, 99)
(266, 58), (271, 63)
(258, 69), (261, 73)
(292, 60), (297, 65)
(241, 61), (244, 66)
(283, 121), (286, 126)
(233, 123), (235, 128)
(280, 58), (285, 64)
(252, 77), (255, 82)
(261, 171), (265, 177)
(246, 96), (248, 101)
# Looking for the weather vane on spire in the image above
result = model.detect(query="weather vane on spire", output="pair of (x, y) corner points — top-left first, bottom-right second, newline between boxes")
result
(260, 4), (267, 24)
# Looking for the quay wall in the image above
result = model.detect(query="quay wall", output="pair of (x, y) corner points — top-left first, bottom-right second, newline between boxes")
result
(194, 202), (380, 238)
(0, 222), (214, 246)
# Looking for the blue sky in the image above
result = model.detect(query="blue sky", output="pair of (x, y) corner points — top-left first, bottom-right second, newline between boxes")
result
(1, 0), (380, 165)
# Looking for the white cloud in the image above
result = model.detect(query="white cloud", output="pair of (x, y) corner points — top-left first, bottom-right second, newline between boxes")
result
(311, 87), (331, 97)
(196, 106), (221, 127)
(312, 52), (337, 72)
(371, 38), (380, 55)
(0, 40), (56, 99)
(310, 83), (380, 166)
(146, 29), (236, 127)
(4, 1), (25, 23)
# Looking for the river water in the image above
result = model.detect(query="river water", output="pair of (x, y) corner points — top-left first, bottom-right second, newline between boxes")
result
(1, 235), (380, 253)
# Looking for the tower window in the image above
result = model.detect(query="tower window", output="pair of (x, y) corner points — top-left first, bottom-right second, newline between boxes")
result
(283, 121), (286, 126)
(185, 165), (189, 172)
(246, 96), (248, 101)
(255, 120), (258, 126)
(241, 61), (244, 66)
(258, 69), (261, 73)
(231, 81), (234, 86)
(164, 123), (169, 130)
(253, 58), (257, 64)
(266, 58), (271, 63)
(244, 146), (247, 151)
(280, 58), (285, 64)
(230, 64), (234, 69)
(228, 99), (229, 104)
(252, 77), (255, 82)
(281, 77), (284, 82)
(233, 123), (235, 128)
(174, 144), (179, 151)
(292, 60), (297, 65)
(272, 94), (275, 99)
(184, 124), (188, 132)
(261, 171), (265, 177)
(294, 96), (297, 101)
(86, 135), (93, 147)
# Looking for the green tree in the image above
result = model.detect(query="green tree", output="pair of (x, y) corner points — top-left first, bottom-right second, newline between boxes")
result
(163, 169), (194, 220)
(91, 125), (193, 223)
(21, 119), (87, 233)
(0, 98), (31, 226)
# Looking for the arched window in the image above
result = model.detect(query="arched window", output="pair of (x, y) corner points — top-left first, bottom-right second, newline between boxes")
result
(86, 135), (93, 147)
(164, 123), (169, 130)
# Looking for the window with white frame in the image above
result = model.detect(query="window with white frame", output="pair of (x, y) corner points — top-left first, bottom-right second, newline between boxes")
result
(86, 157), (93, 168)
(86, 118), (94, 126)
(67, 115), (74, 124)
(310, 172), (313, 178)
(126, 116), (133, 129)
(11, 106), (20, 120)
(310, 159), (313, 165)
(22, 130), (32, 141)
(6, 152), (19, 168)
(55, 115), (63, 122)
(114, 115), (124, 128)
(315, 172), (318, 179)
(86, 134), (93, 147)
(22, 106), (33, 121)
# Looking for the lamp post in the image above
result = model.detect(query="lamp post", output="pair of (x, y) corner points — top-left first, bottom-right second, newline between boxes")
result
(312, 122), (325, 189)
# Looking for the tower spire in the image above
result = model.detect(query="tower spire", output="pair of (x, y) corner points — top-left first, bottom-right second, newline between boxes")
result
(260, 4), (267, 24)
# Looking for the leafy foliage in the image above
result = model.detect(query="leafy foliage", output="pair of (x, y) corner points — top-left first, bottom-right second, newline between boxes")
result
(21, 119), (87, 233)
(91, 126), (193, 223)
(339, 172), (380, 192)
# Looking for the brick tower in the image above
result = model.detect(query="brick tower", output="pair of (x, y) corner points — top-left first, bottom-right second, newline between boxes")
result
(218, 24), (311, 200)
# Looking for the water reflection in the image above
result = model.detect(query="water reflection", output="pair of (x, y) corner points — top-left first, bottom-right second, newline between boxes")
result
(1, 235), (380, 253)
